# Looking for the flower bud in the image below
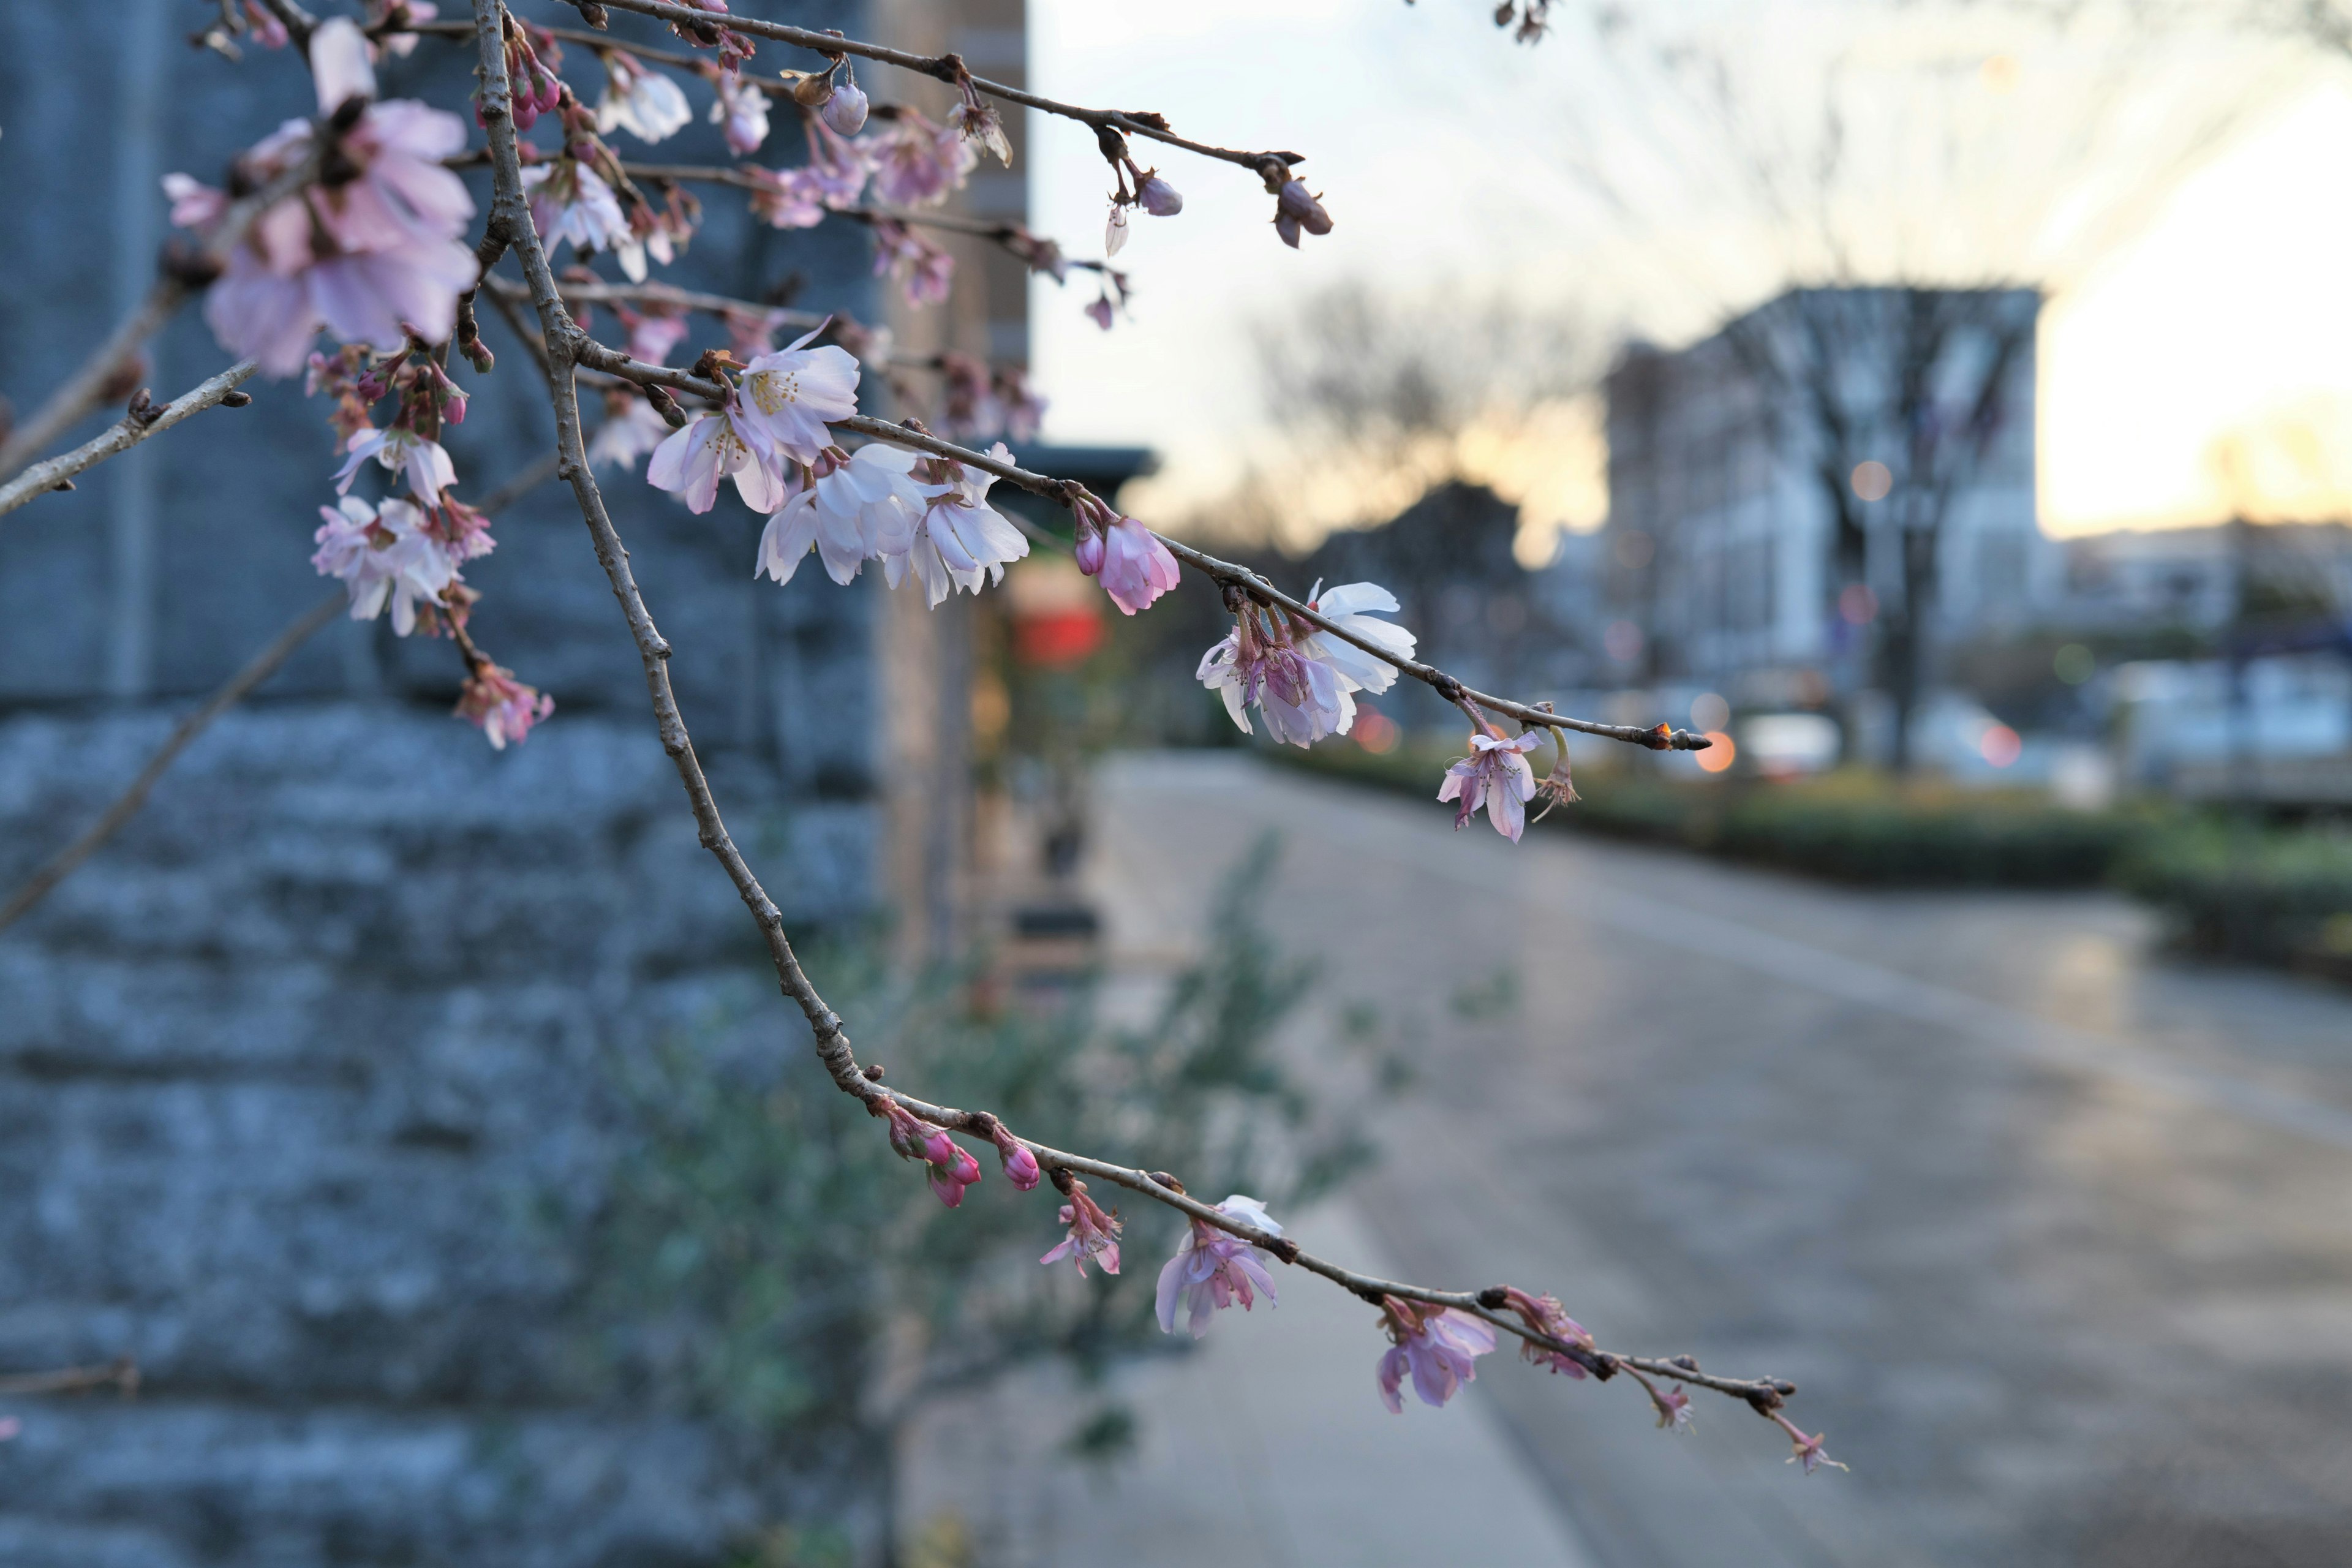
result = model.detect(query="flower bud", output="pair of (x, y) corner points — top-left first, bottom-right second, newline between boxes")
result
(821, 81), (869, 135)
(791, 70), (835, 108)
(1276, 178), (1333, 236)
(992, 1128), (1039, 1189)
(921, 1128), (959, 1167)
(1104, 203), (1130, 257)
(1074, 522), (1106, 576)
(1137, 175), (1183, 217)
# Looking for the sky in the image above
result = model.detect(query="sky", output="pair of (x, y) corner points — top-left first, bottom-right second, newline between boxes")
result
(1022, 0), (2352, 548)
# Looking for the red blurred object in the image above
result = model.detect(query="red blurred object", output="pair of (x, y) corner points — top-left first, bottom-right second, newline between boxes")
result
(1014, 609), (1104, 668)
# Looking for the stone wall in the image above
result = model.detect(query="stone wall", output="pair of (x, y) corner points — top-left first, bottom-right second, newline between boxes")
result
(0, 2), (901, 1561)
(0, 703), (875, 1565)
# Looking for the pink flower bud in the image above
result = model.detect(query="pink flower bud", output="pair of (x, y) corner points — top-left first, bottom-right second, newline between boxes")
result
(821, 81), (869, 136)
(1074, 523), (1105, 576)
(1276, 178), (1333, 235)
(1138, 175), (1183, 217)
(995, 1134), (1041, 1191)
(1085, 296), (1115, 332)
(921, 1128), (959, 1167)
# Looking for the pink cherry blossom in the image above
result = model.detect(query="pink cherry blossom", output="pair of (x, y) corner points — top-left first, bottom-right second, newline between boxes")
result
(334, 423), (456, 502)
(588, 391), (674, 473)
(1040, 1180), (1122, 1275)
(311, 495), (456, 637)
(456, 661), (554, 749)
(162, 173), (227, 230)
(1197, 603), (1356, 747)
(1376, 1298), (1498, 1414)
(872, 221), (954, 308)
(888, 445), (1030, 608)
(646, 402), (790, 514)
(618, 304), (690, 366)
(745, 165), (829, 229)
(821, 79), (870, 136)
(709, 67), (770, 154)
(1074, 499), (1178, 616)
(309, 17), (376, 115)
(1776, 1414), (1849, 1474)
(876, 1099), (981, 1208)
(1437, 730), (1543, 841)
(1305, 580), (1415, 696)
(1155, 1195), (1282, 1339)
(187, 65), (476, 375)
(1137, 173), (1183, 216)
(1501, 1286), (1594, 1378)
(864, 108), (974, 207)
(595, 50), (692, 144)
(987, 1123), (1041, 1191)
(736, 325), (862, 465)
(243, 0), (289, 48)
(1646, 1380), (1693, 1431)
(948, 89), (1012, 167)
(1273, 176), (1334, 248)
(1084, 295), (1115, 331)
(524, 158), (633, 270)
(757, 443), (925, 587)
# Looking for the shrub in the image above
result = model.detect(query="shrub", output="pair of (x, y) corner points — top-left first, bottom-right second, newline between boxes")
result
(1273, 741), (2147, 886)
(2115, 821), (2352, 976)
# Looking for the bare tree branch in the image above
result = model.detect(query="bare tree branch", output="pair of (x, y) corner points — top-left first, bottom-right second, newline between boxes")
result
(0, 451), (561, 933)
(0, 363), (258, 519)
(552, 0), (1306, 178)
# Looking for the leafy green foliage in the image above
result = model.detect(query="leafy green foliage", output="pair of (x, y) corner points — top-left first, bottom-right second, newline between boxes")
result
(2117, 820), (2352, 975)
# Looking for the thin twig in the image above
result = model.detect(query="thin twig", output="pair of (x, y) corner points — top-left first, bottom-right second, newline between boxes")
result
(0, 1357), (141, 1398)
(470, 0), (1782, 1439)
(0, 279), (193, 483)
(0, 451), (560, 935)
(0, 363), (259, 521)
(553, 0), (1306, 177)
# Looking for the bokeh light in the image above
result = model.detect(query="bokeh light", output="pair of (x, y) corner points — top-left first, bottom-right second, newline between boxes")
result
(1851, 461), (1893, 500)
(2053, 643), (2096, 684)
(1691, 691), (1731, 731)
(1695, 731), (1738, 773)
(1980, 724), (2023, 767)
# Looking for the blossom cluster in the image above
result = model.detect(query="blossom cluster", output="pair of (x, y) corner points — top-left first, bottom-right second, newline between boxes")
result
(172, 20), (477, 377)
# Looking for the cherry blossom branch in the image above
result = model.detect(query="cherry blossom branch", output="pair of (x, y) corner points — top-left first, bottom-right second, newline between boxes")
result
(0, 364), (259, 521)
(472, 0), (1784, 1445)
(0, 281), (194, 483)
(547, 331), (1704, 750)
(0, 1357), (141, 1398)
(611, 159), (1118, 274)
(556, 0), (1306, 178)
(478, 274), (1042, 387)
(0, 127), (327, 485)
(826, 416), (1714, 752)
(0, 450), (560, 935)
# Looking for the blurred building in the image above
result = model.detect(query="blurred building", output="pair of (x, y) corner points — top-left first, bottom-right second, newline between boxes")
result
(0, 2), (1025, 1560)
(2059, 520), (2352, 635)
(1600, 287), (2056, 708)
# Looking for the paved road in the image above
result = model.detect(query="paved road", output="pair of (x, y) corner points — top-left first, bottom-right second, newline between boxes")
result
(1063, 752), (2352, 1568)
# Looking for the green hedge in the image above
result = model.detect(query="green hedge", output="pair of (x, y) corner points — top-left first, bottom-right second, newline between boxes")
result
(1273, 742), (2146, 887)
(2115, 824), (2352, 976)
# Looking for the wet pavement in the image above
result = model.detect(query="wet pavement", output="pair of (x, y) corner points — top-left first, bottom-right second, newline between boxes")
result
(1058, 752), (2352, 1568)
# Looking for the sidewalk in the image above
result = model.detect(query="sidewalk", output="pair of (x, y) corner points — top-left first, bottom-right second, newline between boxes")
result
(896, 1200), (1601, 1567)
